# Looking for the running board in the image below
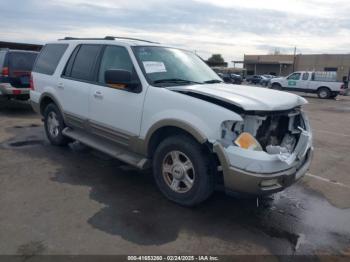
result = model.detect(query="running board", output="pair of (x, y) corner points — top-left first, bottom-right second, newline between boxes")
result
(63, 127), (150, 169)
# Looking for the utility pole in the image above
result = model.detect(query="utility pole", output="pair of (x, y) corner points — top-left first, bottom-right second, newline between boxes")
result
(292, 46), (297, 72)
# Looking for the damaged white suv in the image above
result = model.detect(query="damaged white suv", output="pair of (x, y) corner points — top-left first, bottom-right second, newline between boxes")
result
(30, 37), (313, 206)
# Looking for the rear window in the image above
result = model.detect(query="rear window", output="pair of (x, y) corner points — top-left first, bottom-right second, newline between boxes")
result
(8, 52), (37, 71)
(33, 44), (68, 75)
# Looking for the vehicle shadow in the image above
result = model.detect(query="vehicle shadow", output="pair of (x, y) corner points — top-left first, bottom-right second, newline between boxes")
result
(46, 143), (305, 254)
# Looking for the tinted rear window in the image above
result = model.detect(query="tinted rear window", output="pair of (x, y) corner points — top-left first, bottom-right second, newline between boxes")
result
(8, 52), (37, 71)
(33, 44), (68, 75)
(69, 44), (102, 81)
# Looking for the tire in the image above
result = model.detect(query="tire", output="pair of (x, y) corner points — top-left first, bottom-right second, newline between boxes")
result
(43, 103), (71, 146)
(271, 83), (282, 90)
(152, 135), (215, 206)
(317, 87), (331, 99)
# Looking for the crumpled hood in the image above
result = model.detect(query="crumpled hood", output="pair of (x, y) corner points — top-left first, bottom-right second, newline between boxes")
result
(169, 83), (307, 111)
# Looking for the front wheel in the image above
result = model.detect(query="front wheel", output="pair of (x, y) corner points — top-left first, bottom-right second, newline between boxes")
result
(153, 135), (215, 206)
(271, 83), (282, 90)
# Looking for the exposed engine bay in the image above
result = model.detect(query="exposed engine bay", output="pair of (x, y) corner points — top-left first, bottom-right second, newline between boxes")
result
(220, 108), (306, 161)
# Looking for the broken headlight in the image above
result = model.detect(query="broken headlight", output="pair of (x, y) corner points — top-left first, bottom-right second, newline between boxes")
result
(220, 120), (262, 151)
(234, 132), (262, 151)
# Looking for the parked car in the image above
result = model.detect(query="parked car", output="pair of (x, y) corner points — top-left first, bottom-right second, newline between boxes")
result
(260, 75), (275, 87)
(219, 73), (242, 84)
(230, 73), (243, 84)
(0, 49), (38, 100)
(30, 37), (313, 206)
(246, 75), (262, 84)
(270, 71), (344, 99)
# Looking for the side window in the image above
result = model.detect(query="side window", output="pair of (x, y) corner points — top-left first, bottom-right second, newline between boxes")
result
(302, 73), (309, 80)
(287, 73), (301, 80)
(33, 44), (68, 75)
(98, 45), (135, 84)
(69, 45), (102, 81)
(62, 46), (80, 77)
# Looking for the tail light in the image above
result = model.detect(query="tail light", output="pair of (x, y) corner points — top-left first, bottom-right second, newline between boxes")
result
(1, 67), (9, 77)
(29, 74), (35, 90)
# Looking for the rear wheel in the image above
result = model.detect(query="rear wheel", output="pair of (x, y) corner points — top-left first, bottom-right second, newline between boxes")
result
(317, 87), (331, 99)
(44, 103), (71, 146)
(153, 135), (214, 206)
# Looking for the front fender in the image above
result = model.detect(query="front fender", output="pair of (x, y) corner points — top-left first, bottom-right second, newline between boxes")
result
(140, 87), (243, 148)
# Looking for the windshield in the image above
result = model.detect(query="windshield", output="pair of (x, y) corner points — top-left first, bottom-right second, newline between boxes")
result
(132, 46), (222, 87)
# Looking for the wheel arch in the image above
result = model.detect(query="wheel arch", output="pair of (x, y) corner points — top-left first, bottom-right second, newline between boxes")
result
(317, 86), (331, 92)
(271, 82), (282, 87)
(144, 120), (209, 158)
(39, 93), (64, 117)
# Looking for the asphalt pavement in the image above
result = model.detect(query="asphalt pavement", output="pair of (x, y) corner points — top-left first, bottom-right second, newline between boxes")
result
(0, 94), (349, 259)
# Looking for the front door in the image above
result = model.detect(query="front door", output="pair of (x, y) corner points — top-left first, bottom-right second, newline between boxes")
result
(89, 45), (146, 146)
(285, 72), (302, 90)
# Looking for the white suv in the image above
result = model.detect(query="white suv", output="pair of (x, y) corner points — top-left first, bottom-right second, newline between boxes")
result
(30, 37), (313, 206)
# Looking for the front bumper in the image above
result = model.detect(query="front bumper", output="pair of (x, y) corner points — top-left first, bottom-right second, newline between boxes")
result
(214, 110), (313, 195)
(214, 143), (313, 195)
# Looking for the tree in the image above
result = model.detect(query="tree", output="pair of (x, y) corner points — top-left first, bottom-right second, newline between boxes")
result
(268, 48), (281, 55)
(207, 54), (225, 64)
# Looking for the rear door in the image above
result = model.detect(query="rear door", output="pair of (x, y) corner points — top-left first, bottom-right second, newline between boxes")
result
(60, 44), (103, 124)
(300, 72), (310, 91)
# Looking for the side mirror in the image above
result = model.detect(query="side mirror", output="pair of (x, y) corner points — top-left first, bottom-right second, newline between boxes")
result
(105, 69), (142, 92)
(105, 69), (131, 88)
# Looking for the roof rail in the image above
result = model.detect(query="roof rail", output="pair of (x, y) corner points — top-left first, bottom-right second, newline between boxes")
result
(59, 37), (114, 40)
(59, 36), (159, 44)
(105, 36), (160, 44)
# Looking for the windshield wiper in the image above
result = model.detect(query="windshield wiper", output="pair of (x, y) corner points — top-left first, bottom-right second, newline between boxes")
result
(203, 79), (223, 84)
(153, 78), (203, 85)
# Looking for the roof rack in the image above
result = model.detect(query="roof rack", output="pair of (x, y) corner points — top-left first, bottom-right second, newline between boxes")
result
(105, 36), (160, 44)
(60, 37), (113, 41)
(59, 36), (159, 44)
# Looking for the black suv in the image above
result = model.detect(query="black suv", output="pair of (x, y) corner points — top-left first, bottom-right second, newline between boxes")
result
(0, 49), (38, 100)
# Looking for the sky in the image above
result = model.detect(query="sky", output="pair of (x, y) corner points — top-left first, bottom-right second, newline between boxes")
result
(1, 0), (350, 65)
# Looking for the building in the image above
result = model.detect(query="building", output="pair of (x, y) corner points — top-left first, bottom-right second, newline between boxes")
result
(0, 41), (42, 51)
(244, 54), (350, 81)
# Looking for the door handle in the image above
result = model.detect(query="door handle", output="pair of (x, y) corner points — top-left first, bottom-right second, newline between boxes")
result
(94, 91), (103, 99)
(57, 83), (64, 89)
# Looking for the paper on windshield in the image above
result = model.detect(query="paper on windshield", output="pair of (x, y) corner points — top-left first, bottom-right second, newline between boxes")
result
(143, 61), (167, 74)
